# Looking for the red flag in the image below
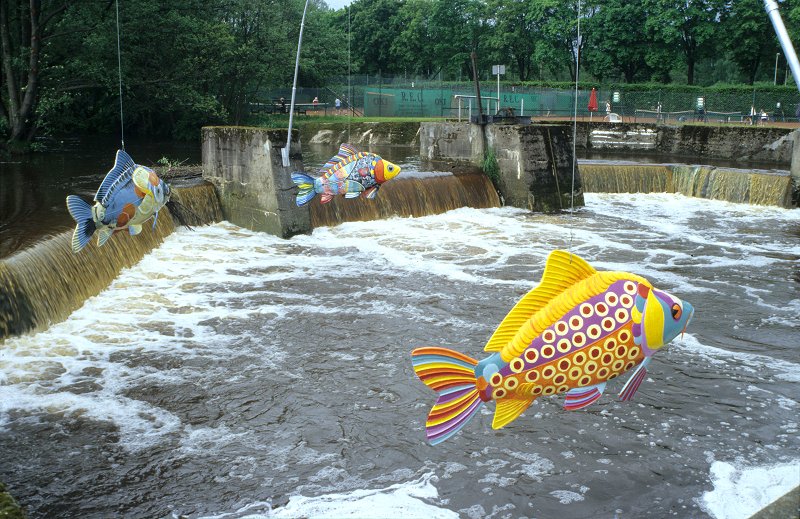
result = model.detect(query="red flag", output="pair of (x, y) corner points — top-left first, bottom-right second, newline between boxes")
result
(588, 88), (598, 112)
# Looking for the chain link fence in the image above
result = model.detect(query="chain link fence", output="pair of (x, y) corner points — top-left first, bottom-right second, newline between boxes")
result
(251, 75), (800, 124)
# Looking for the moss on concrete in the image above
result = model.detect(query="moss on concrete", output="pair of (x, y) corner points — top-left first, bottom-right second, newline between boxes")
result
(0, 482), (26, 519)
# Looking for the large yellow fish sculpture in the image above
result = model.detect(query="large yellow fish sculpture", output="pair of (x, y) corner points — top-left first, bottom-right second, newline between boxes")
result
(411, 250), (694, 445)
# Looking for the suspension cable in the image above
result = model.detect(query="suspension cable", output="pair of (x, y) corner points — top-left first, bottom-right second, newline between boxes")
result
(115, 0), (125, 150)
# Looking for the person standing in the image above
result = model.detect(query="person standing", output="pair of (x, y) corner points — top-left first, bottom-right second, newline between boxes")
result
(335, 98), (341, 114)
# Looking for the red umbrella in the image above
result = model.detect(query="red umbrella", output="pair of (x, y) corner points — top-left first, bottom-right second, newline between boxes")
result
(587, 87), (598, 112)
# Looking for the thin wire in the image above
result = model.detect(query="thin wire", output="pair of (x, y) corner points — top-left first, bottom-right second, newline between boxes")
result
(569, 0), (581, 256)
(347, 3), (351, 143)
(115, 0), (125, 150)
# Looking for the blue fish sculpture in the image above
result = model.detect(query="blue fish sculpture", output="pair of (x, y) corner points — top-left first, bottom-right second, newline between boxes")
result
(66, 150), (170, 253)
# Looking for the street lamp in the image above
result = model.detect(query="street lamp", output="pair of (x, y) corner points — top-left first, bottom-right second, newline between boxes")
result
(774, 52), (780, 85)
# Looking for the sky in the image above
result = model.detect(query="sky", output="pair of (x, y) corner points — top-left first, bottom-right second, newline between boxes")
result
(325, 0), (352, 9)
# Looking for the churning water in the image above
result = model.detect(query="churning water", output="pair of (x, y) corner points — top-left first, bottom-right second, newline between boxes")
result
(1, 166), (799, 517)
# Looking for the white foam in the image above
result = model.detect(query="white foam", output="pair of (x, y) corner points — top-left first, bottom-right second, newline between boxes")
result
(679, 333), (800, 382)
(201, 473), (458, 519)
(698, 460), (800, 519)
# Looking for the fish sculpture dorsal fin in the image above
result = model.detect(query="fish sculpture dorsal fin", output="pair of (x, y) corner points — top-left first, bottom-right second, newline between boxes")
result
(95, 150), (136, 205)
(483, 250), (597, 353)
(318, 143), (361, 174)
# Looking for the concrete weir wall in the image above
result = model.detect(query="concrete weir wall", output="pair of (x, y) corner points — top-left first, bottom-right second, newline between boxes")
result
(420, 122), (583, 212)
(576, 122), (796, 164)
(202, 127), (311, 237)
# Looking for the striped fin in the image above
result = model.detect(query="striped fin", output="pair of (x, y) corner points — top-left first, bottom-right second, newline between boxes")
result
(97, 227), (114, 247)
(411, 346), (483, 445)
(492, 396), (533, 429)
(344, 180), (364, 198)
(95, 150), (136, 204)
(318, 143), (361, 173)
(485, 250), (596, 353)
(619, 358), (651, 401)
(291, 172), (317, 206)
(66, 195), (95, 253)
(564, 382), (606, 411)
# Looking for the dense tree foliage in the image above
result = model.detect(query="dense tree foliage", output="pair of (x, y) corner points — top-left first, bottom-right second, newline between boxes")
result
(0, 0), (796, 146)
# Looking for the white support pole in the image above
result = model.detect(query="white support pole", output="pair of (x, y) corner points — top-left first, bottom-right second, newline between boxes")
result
(497, 72), (500, 114)
(282, 0), (310, 167)
(521, 99), (524, 116)
(764, 0), (800, 92)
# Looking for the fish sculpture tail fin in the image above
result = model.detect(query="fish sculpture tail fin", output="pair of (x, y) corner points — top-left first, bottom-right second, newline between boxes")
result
(66, 195), (96, 253)
(291, 172), (317, 206)
(411, 346), (484, 445)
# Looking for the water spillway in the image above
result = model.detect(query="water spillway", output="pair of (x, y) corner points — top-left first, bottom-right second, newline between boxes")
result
(0, 180), (222, 340)
(309, 169), (499, 228)
(580, 162), (794, 207)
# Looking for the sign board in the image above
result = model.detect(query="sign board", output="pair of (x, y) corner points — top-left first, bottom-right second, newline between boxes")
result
(612, 91), (620, 103)
(492, 65), (506, 75)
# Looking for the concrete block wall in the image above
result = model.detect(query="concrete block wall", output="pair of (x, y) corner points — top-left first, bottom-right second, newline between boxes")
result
(202, 127), (311, 238)
(420, 122), (584, 213)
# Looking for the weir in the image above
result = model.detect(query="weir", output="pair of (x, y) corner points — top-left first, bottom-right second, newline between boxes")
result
(0, 180), (222, 341)
(310, 169), (499, 227)
(580, 163), (794, 207)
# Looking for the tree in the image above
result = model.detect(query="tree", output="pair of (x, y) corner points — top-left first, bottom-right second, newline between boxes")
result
(586, 0), (650, 83)
(486, 0), (541, 81)
(1, 0), (77, 148)
(644, 0), (725, 85)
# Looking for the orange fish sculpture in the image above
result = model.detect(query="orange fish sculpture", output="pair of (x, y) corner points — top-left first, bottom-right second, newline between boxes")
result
(411, 250), (694, 445)
(291, 143), (401, 206)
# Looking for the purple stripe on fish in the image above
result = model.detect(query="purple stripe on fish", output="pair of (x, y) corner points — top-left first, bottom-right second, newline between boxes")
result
(436, 386), (476, 401)
(427, 398), (482, 439)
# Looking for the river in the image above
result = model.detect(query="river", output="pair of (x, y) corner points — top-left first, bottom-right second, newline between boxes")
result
(0, 143), (799, 518)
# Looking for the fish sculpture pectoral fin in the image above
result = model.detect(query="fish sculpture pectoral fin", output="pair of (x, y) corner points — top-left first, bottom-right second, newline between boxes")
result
(618, 357), (652, 401)
(128, 224), (143, 236)
(492, 396), (533, 429)
(97, 227), (114, 247)
(411, 346), (484, 445)
(564, 382), (607, 411)
(363, 186), (379, 199)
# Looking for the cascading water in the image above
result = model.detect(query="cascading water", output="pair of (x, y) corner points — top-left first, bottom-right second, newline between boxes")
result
(580, 162), (794, 206)
(0, 180), (222, 339)
(310, 169), (499, 228)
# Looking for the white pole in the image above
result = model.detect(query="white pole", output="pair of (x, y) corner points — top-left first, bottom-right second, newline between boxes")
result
(497, 72), (500, 114)
(458, 97), (462, 122)
(469, 99), (472, 121)
(764, 0), (800, 92)
(521, 99), (524, 116)
(282, 0), (310, 167)
(775, 53), (780, 85)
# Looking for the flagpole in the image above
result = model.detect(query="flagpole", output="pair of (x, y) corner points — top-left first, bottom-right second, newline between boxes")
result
(282, 0), (310, 167)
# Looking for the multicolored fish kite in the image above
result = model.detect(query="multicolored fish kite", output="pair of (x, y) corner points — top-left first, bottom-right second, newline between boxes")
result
(291, 143), (401, 206)
(66, 150), (170, 253)
(411, 250), (694, 445)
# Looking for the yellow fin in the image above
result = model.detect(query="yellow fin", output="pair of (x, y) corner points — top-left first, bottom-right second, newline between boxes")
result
(484, 250), (597, 352)
(492, 396), (534, 429)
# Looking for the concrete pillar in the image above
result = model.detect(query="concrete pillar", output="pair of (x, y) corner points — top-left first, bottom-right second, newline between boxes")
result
(418, 122), (583, 213)
(487, 124), (584, 213)
(419, 122), (484, 164)
(202, 127), (311, 238)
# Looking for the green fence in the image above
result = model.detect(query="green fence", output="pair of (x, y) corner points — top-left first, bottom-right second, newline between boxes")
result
(253, 76), (800, 123)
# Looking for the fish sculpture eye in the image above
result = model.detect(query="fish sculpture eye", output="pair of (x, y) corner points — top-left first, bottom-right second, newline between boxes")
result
(671, 303), (682, 320)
